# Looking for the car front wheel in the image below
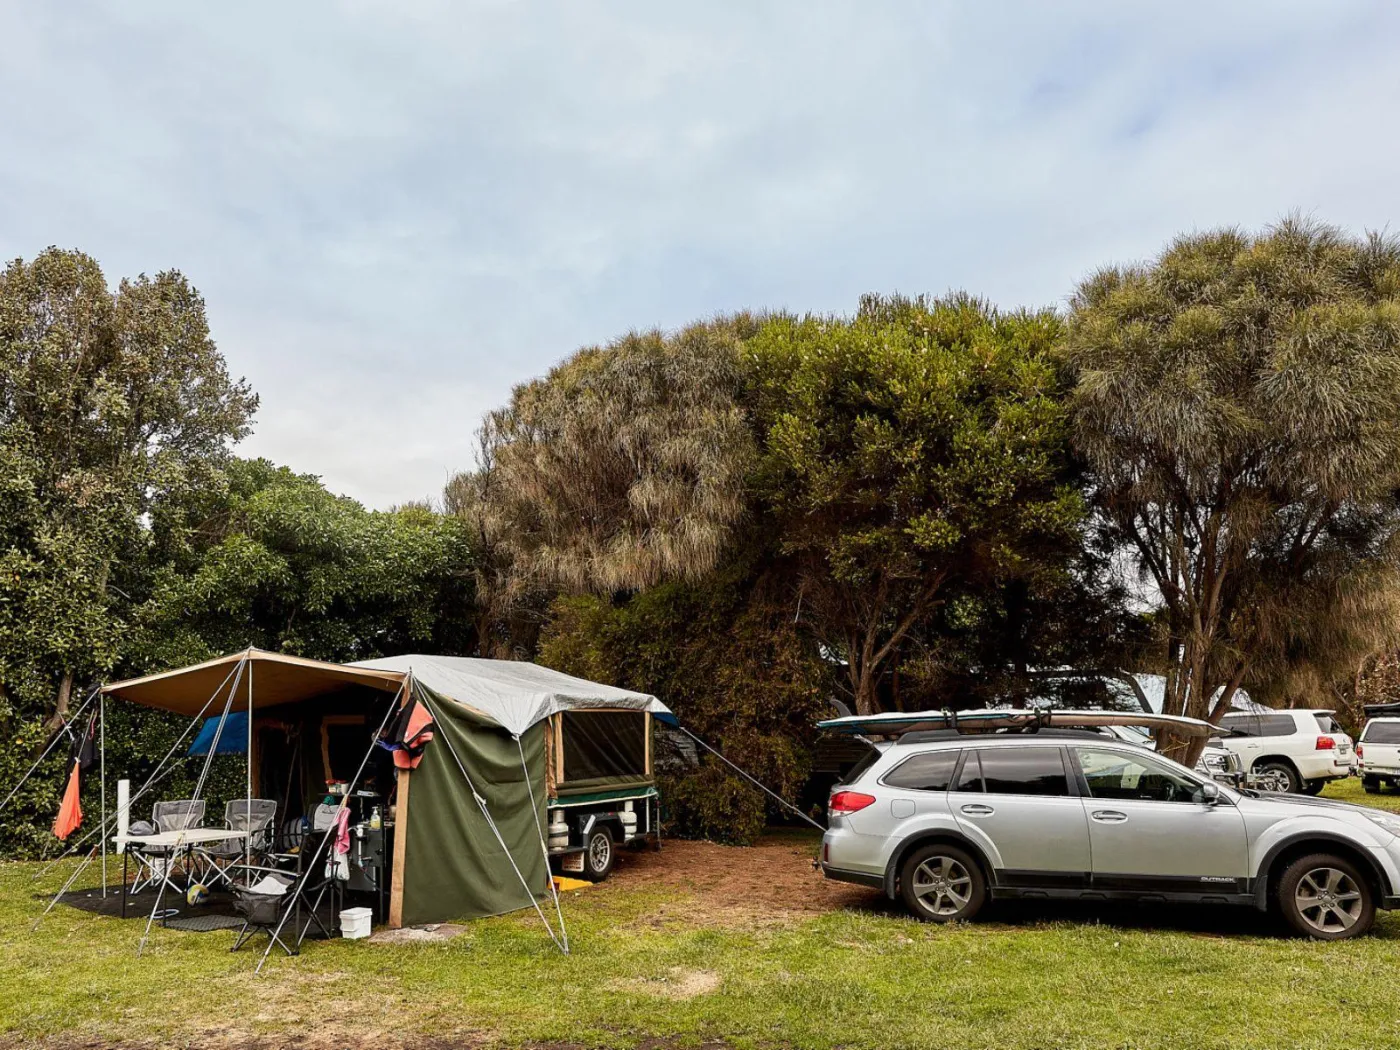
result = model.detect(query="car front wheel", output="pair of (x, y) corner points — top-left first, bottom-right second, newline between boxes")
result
(1276, 853), (1375, 940)
(1255, 761), (1300, 793)
(899, 844), (986, 923)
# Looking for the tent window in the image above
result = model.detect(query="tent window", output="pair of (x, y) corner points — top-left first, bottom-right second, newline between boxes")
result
(322, 715), (368, 783)
(561, 711), (647, 782)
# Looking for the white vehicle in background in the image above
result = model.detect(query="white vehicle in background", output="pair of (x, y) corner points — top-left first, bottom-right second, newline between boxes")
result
(1358, 717), (1400, 794)
(1216, 710), (1354, 795)
(1098, 724), (1244, 784)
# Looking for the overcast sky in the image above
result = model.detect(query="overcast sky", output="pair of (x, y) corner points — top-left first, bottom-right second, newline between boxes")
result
(2, 2), (1398, 508)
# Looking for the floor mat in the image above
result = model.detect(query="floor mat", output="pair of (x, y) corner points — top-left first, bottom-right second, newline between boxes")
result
(163, 913), (246, 932)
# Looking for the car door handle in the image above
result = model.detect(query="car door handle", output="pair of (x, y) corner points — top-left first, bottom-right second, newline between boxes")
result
(960, 804), (995, 817)
(1090, 810), (1128, 823)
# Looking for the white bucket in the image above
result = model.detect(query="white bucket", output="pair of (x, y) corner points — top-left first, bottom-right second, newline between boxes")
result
(340, 907), (373, 940)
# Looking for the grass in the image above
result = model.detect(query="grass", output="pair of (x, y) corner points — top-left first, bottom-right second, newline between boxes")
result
(5, 781), (1400, 1049)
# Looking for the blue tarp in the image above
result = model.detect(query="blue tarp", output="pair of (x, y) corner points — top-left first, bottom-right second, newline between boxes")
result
(188, 711), (249, 755)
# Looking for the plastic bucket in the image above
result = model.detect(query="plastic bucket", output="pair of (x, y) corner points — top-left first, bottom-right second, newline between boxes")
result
(340, 906), (373, 940)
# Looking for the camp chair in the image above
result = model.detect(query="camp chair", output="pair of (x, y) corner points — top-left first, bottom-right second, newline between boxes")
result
(129, 800), (207, 895)
(200, 799), (278, 888)
(229, 869), (297, 955)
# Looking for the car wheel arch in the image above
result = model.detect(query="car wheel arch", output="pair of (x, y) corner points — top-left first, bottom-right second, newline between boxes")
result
(883, 831), (995, 900)
(1252, 755), (1301, 779)
(1253, 833), (1390, 912)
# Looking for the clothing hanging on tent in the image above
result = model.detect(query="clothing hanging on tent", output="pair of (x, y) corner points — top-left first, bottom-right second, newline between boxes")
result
(378, 695), (435, 769)
(52, 713), (96, 841)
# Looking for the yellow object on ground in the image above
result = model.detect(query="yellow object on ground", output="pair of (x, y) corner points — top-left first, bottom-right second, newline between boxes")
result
(553, 876), (592, 891)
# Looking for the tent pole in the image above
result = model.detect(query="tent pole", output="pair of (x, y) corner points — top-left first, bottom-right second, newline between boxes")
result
(516, 733), (568, 953)
(99, 691), (107, 898)
(246, 650), (254, 873)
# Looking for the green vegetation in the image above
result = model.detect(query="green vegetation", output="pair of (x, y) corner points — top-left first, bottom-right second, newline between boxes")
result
(5, 781), (1400, 1049)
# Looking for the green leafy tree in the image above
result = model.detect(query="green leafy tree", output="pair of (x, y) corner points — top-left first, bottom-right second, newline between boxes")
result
(0, 248), (256, 723)
(745, 294), (1083, 715)
(129, 459), (475, 667)
(1064, 218), (1400, 761)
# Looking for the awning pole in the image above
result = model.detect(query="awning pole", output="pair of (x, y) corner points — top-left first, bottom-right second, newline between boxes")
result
(516, 733), (568, 953)
(246, 651), (254, 873)
(99, 691), (107, 898)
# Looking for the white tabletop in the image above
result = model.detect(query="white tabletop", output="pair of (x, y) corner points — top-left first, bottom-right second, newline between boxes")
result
(114, 828), (247, 847)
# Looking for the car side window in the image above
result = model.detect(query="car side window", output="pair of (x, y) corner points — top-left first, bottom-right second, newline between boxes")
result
(1222, 713), (1296, 737)
(883, 750), (960, 791)
(953, 750), (984, 792)
(976, 747), (1071, 797)
(1073, 747), (1204, 804)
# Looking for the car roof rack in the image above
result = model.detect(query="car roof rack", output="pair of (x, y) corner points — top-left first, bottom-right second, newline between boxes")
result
(816, 707), (1216, 740)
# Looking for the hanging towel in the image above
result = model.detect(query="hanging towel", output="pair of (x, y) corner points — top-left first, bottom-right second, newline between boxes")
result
(378, 695), (436, 770)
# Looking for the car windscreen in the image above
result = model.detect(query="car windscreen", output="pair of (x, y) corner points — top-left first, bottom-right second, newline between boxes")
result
(1363, 722), (1400, 744)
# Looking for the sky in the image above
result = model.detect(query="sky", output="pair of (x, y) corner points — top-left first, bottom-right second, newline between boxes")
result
(2, 2), (1398, 509)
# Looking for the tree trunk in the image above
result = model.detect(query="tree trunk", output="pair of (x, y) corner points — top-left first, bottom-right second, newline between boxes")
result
(45, 671), (74, 731)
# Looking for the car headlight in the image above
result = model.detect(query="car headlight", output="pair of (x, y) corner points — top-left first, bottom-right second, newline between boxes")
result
(1365, 812), (1400, 836)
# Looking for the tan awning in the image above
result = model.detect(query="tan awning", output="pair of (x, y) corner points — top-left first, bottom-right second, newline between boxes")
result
(103, 649), (407, 716)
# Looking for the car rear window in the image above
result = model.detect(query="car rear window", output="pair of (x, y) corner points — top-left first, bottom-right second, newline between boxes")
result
(963, 747), (1070, 797)
(1221, 713), (1297, 737)
(1314, 714), (1343, 734)
(883, 750), (960, 791)
(1363, 722), (1400, 744)
(836, 748), (882, 786)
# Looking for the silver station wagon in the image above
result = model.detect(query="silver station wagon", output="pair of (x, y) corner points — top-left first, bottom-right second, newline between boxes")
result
(820, 724), (1400, 939)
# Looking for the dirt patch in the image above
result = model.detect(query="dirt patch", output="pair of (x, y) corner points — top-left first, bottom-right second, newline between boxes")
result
(609, 966), (722, 1000)
(598, 836), (884, 928)
(369, 922), (469, 945)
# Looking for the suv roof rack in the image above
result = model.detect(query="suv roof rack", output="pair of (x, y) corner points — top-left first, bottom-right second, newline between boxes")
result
(817, 707), (1215, 739)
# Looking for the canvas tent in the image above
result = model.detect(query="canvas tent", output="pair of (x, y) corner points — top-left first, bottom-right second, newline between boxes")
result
(101, 649), (673, 931)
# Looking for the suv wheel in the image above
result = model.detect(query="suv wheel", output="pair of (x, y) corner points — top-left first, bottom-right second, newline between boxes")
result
(1301, 779), (1326, 796)
(1255, 761), (1300, 794)
(1363, 775), (1381, 794)
(582, 826), (615, 882)
(1276, 853), (1375, 940)
(899, 844), (986, 923)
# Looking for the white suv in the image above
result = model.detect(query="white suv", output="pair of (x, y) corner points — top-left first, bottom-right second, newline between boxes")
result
(1359, 717), (1400, 794)
(1217, 710), (1354, 794)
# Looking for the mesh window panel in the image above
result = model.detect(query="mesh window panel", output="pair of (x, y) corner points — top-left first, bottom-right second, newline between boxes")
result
(561, 711), (648, 782)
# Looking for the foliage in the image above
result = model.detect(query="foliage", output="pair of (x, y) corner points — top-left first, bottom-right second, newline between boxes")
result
(1064, 218), (1400, 758)
(0, 248), (256, 720)
(462, 317), (758, 607)
(538, 562), (830, 843)
(744, 294), (1084, 714)
(127, 458), (475, 667)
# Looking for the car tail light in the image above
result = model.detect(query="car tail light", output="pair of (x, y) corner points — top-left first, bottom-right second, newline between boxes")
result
(1357, 744), (1365, 758)
(829, 791), (877, 814)
(1316, 735), (1336, 750)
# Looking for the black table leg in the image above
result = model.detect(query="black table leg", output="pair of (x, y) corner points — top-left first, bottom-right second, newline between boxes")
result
(121, 848), (128, 919)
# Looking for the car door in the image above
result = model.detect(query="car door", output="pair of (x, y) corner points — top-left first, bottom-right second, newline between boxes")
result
(1069, 745), (1249, 890)
(948, 746), (1090, 888)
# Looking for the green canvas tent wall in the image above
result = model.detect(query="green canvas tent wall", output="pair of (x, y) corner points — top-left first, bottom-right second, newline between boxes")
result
(103, 649), (673, 930)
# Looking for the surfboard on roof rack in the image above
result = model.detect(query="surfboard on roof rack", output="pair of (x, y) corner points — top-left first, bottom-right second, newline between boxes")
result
(815, 707), (1218, 739)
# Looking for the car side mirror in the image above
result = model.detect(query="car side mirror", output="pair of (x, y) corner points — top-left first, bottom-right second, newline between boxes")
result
(1196, 781), (1220, 806)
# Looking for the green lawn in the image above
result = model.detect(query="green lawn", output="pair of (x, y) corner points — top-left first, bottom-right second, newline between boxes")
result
(5, 780), (1400, 1049)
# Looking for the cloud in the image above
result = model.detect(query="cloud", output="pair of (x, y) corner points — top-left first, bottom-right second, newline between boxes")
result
(2, 1), (1397, 507)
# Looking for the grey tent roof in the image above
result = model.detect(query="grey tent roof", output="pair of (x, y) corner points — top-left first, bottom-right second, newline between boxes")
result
(352, 654), (674, 736)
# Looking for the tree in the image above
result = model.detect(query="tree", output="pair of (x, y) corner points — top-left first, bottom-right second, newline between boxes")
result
(0, 248), (256, 722)
(128, 459), (474, 668)
(1064, 218), (1400, 761)
(745, 294), (1083, 715)
(472, 318), (757, 595)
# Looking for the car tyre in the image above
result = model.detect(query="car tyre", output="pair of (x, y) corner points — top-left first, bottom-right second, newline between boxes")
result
(1256, 760), (1300, 794)
(1363, 776), (1381, 794)
(899, 844), (986, 923)
(582, 826), (615, 882)
(1275, 852), (1375, 940)
(1301, 779), (1326, 796)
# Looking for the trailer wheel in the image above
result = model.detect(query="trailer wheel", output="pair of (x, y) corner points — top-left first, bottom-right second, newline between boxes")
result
(582, 826), (615, 882)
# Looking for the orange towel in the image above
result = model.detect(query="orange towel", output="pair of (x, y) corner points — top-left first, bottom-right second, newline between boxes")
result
(52, 761), (82, 841)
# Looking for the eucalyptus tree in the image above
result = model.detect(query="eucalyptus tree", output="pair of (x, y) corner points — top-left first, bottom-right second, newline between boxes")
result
(1064, 219), (1400, 759)
(0, 248), (257, 722)
(746, 294), (1082, 715)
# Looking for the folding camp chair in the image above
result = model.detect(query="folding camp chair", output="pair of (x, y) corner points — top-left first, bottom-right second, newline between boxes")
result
(201, 799), (278, 889)
(230, 869), (297, 955)
(129, 800), (207, 895)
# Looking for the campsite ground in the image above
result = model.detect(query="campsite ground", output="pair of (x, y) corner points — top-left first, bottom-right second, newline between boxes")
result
(5, 779), (1400, 1050)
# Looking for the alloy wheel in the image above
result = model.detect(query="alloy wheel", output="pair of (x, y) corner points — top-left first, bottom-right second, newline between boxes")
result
(911, 855), (973, 917)
(1294, 866), (1364, 935)
(589, 831), (611, 872)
